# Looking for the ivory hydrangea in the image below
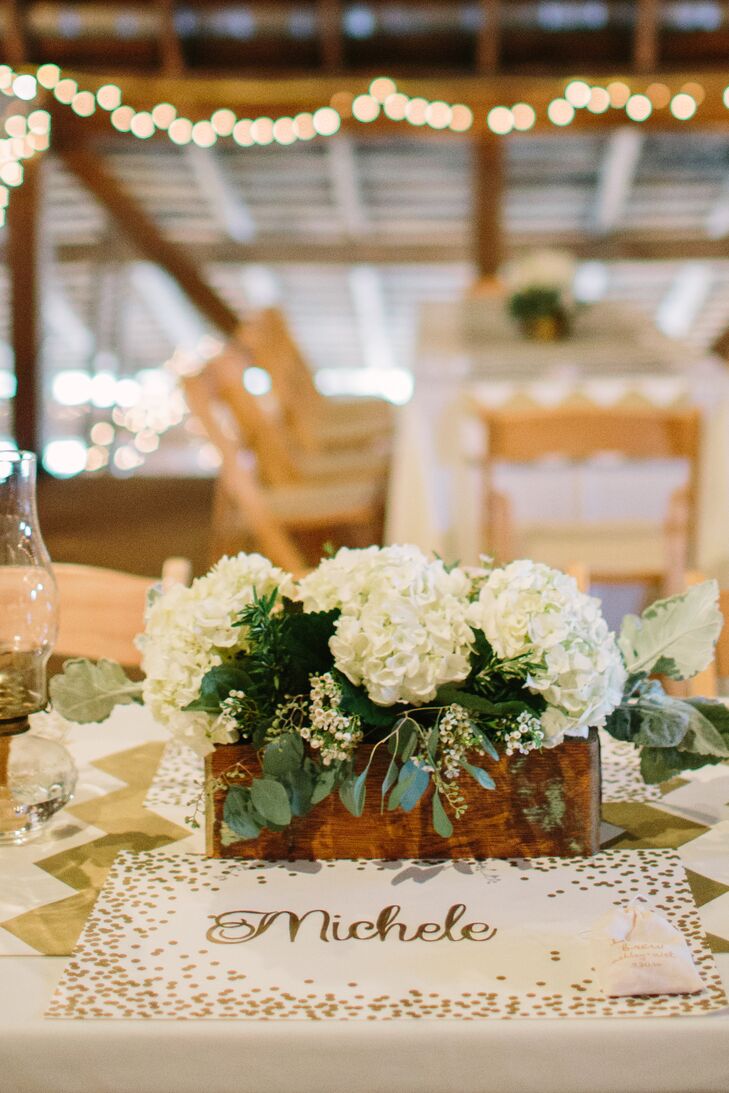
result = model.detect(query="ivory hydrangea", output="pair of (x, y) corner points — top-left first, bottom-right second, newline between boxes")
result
(138, 553), (293, 753)
(298, 544), (475, 706)
(467, 559), (626, 745)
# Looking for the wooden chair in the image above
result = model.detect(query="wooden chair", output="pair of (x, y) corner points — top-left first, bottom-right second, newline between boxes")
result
(207, 348), (390, 488)
(54, 557), (192, 667)
(182, 366), (384, 575)
(232, 308), (394, 454)
(474, 403), (701, 594)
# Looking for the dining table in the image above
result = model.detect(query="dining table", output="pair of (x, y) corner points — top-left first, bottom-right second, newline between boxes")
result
(2, 704), (728, 1093)
(385, 297), (729, 585)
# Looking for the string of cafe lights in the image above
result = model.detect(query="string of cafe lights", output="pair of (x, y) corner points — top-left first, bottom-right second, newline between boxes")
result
(1, 62), (728, 474)
(2, 63), (728, 158)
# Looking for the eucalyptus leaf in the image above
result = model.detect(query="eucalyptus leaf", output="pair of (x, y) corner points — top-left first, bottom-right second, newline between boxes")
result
(618, 580), (723, 680)
(338, 769), (367, 817)
(249, 777), (291, 826)
(281, 767), (315, 816)
(311, 767), (337, 805)
(387, 763), (418, 811)
(394, 759), (430, 813)
(49, 658), (143, 723)
(262, 733), (305, 777)
(474, 729), (500, 762)
(462, 761), (496, 791)
(223, 786), (262, 839)
(432, 792), (453, 838)
(381, 754), (399, 806)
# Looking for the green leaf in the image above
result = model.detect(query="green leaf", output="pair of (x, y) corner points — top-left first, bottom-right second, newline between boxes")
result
(381, 754), (399, 806)
(432, 792), (453, 838)
(49, 658), (143, 723)
(262, 733), (305, 777)
(462, 761), (496, 790)
(223, 786), (262, 840)
(389, 759), (430, 813)
(335, 671), (400, 729)
(280, 610), (338, 691)
(681, 700), (729, 758)
(249, 777), (291, 826)
(281, 767), (315, 816)
(618, 580), (723, 680)
(311, 767), (337, 805)
(605, 695), (693, 747)
(474, 729), (500, 762)
(639, 746), (724, 785)
(435, 686), (532, 718)
(387, 763), (418, 811)
(397, 718), (418, 761)
(338, 768), (368, 817)
(183, 665), (252, 713)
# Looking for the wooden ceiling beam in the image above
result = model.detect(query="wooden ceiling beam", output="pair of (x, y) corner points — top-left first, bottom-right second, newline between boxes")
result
(55, 117), (239, 336)
(19, 235), (729, 267)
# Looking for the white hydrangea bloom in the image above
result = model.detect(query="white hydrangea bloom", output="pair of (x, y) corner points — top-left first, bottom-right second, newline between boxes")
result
(138, 553), (294, 754)
(299, 545), (475, 707)
(467, 560), (626, 745)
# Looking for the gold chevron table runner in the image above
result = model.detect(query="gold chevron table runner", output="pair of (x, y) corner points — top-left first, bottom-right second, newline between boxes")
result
(1, 707), (728, 960)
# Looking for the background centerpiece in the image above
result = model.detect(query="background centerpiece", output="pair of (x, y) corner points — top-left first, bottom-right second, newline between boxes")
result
(52, 546), (727, 861)
(505, 249), (577, 341)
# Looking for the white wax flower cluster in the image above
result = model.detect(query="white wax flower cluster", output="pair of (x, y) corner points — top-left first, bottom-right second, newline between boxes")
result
(297, 545), (474, 706)
(504, 248), (575, 295)
(138, 553), (293, 754)
(467, 559), (626, 745)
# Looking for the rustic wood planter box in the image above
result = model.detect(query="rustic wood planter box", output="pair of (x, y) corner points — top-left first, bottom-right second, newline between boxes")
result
(205, 729), (600, 860)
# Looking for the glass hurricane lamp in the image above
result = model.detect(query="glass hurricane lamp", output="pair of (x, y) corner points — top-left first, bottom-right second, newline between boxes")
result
(0, 450), (76, 845)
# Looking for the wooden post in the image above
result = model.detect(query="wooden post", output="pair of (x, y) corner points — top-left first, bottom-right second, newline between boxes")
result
(157, 0), (185, 75)
(473, 135), (504, 278)
(7, 157), (41, 453)
(477, 0), (502, 73)
(634, 0), (659, 71)
(2, 0), (28, 66)
(318, 0), (344, 71)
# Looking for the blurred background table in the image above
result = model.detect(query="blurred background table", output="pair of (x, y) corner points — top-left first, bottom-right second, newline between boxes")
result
(386, 299), (729, 597)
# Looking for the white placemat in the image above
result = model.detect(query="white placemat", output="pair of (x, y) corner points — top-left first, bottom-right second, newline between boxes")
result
(47, 849), (725, 1021)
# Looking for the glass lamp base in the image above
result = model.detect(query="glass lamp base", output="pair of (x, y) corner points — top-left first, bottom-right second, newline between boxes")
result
(0, 727), (77, 845)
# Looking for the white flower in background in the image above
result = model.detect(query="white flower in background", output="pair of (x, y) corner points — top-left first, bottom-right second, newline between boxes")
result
(300, 545), (475, 707)
(138, 552), (294, 753)
(504, 248), (576, 297)
(467, 560), (626, 745)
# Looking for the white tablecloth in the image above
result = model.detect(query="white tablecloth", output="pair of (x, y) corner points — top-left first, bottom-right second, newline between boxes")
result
(386, 301), (729, 581)
(3, 707), (729, 1093)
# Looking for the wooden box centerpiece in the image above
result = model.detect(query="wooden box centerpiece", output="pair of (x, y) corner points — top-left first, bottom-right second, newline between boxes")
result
(205, 731), (601, 860)
(50, 549), (726, 867)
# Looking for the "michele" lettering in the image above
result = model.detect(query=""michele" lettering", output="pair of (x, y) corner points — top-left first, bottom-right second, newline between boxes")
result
(207, 903), (497, 945)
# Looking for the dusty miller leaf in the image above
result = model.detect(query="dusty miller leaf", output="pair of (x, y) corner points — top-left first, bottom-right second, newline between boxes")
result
(618, 580), (723, 680)
(49, 658), (142, 723)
